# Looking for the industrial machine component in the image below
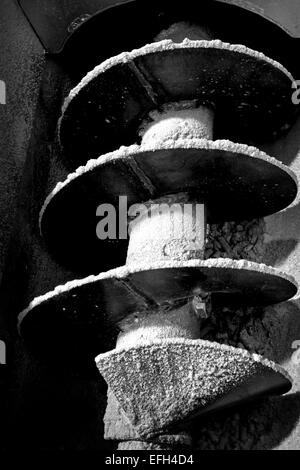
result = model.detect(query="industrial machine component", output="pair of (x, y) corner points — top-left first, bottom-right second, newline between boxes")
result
(18, 7), (299, 451)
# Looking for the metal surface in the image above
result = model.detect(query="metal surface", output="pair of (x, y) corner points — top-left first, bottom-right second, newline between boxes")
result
(217, 0), (300, 38)
(40, 143), (297, 274)
(17, 0), (133, 52)
(59, 41), (297, 167)
(97, 339), (292, 437)
(17, 0), (300, 56)
(18, 260), (297, 360)
(14, 0), (300, 447)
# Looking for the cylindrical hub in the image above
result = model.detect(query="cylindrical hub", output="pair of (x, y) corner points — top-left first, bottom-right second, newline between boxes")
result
(104, 389), (193, 450)
(126, 194), (207, 265)
(116, 301), (201, 350)
(140, 102), (214, 146)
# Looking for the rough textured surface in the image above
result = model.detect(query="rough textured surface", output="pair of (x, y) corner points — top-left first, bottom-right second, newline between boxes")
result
(103, 205), (299, 449)
(126, 196), (206, 265)
(0, 0), (44, 450)
(41, 139), (298, 203)
(96, 338), (291, 438)
(105, 388), (193, 448)
(59, 39), (298, 164)
(1, 3), (300, 451)
(0, 0), (43, 283)
(63, 39), (294, 109)
(117, 440), (178, 450)
(192, 217), (300, 450)
(116, 303), (201, 349)
(205, 219), (266, 263)
(38, 138), (297, 273)
(40, 138), (297, 221)
(140, 103), (214, 145)
(41, 138), (297, 225)
(18, 258), (298, 332)
(0, 1), (112, 451)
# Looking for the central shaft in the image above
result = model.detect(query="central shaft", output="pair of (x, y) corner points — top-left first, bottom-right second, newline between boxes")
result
(127, 194), (207, 265)
(104, 22), (218, 450)
(117, 301), (201, 350)
(140, 101), (215, 146)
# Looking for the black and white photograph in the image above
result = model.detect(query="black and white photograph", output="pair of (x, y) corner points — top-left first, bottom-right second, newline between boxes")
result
(0, 0), (300, 457)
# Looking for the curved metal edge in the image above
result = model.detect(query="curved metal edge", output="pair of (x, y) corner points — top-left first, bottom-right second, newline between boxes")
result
(17, 0), (297, 56)
(17, 258), (298, 334)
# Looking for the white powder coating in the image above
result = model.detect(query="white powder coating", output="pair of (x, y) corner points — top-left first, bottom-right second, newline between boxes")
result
(126, 198), (206, 265)
(59, 39), (294, 133)
(95, 338), (291, 437)
(139, 103), (214, 146)
(116, 303), (201, 350)
(105, 388), (194, 445)
(18, 258), (298, 331)
(39, 139), (298, 233)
